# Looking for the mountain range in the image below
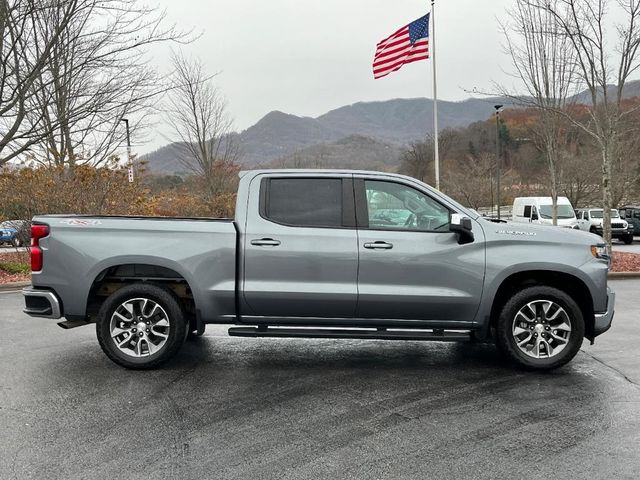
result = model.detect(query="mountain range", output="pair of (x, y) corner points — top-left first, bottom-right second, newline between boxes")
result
(142, 95), (514, 174)
(142, 80), (640, 174)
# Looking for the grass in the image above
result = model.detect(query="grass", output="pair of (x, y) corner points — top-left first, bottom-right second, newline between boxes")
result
(0, 261), (31, 275)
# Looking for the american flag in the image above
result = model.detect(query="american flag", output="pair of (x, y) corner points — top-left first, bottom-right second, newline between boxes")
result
(373, 14), (430, 79)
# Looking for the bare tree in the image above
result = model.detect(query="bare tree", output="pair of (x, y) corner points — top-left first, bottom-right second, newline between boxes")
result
(500, 0), (577, 225)
(166, 53), (239, 200)
(398, 129), (456, 185)
(442, 152), (496, 210)
(26, 0), (188, 167)
(0, 0), (77, 165)
(561, 150), (600, 207)
(539, 0), (640, 247)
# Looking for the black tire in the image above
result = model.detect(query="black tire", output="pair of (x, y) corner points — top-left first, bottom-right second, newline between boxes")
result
(495, 286), (585, 370)
(623, 235), (633, 245)
(589, 226), (600, 236)
(96, 283), (188, 369)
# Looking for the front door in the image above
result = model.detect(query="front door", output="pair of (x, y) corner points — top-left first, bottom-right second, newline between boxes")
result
(242, 174), (358, 319)
(354, 178), (485, 322)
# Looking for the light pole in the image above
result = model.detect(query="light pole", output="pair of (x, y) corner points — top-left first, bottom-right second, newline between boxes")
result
(494, 105), (503, 221)
(121, 118), (133, 183)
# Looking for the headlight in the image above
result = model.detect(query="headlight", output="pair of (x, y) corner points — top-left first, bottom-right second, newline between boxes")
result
(591, 244), (609, 260)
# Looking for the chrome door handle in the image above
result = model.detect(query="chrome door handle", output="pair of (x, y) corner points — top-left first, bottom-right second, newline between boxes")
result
(251, 238), (281, 247)
(363, 241), (393, 250)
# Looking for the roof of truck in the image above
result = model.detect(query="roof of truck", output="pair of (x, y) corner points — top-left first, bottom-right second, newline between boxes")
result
(240, 169), (413, 179)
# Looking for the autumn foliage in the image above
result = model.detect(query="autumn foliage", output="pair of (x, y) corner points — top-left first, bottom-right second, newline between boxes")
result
(0, 160), (239, 223)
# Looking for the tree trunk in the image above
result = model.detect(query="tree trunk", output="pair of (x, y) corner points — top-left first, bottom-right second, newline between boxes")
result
(601, 144), (614, 249)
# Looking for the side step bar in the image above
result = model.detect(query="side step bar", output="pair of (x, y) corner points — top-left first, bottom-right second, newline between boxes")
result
(228, 327), (471, 342)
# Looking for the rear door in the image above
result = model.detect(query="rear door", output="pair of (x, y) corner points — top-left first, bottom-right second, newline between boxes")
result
(354, 177), (485, 323)
(242, 174), (358, 319)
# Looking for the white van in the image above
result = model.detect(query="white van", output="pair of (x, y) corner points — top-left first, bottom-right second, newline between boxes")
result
(512, 196), (579, 228)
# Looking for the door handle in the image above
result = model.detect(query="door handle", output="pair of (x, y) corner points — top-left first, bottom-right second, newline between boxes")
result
(363, 241), (393, 250)
(251, 238), (281, 247)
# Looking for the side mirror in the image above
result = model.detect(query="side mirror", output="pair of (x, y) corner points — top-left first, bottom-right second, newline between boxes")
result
(450, 213), (474, 244)
(531, 212), (539, 221)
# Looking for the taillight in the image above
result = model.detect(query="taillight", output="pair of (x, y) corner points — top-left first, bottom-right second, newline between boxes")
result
(31, 224), (49, 272)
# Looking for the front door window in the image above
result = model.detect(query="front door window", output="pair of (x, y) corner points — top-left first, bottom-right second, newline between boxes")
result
(364, 180), (450, 232)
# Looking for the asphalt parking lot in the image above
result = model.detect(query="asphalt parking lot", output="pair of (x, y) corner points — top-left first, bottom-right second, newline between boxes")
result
(1, 281), (639, 480)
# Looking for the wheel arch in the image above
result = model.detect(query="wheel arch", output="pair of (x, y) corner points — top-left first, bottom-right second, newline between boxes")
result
(485, 269), (595, 341)
(84, 257), (201, 330)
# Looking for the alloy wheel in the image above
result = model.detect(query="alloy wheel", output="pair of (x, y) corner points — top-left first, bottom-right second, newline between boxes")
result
(512, 299), (572, 359)
(109, 298), (170, 358)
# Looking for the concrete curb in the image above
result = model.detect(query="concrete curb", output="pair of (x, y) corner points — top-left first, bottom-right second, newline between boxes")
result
(608, 272), (640, 279)
(0, 281), (30, 292)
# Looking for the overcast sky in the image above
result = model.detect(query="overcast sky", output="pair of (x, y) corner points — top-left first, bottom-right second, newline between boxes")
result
(144, 0), (516, 152)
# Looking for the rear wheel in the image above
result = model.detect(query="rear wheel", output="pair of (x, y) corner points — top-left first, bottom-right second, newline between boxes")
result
(495, 286), (584, 370)
(96, 283), (188, 369)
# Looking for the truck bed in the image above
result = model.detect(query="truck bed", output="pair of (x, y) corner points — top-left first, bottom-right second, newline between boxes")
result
(31, 214), (238, 322)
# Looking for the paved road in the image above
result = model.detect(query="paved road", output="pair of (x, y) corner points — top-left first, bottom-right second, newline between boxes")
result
(612, 239), (640, 254)
(1, 281), (639, 479)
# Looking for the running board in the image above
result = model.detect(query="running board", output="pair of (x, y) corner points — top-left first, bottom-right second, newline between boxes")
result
(227, 327), (471, 342)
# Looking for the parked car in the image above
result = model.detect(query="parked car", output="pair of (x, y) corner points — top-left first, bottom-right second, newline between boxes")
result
(576, 208), (634, 244)
(23, 169), (614, 371)
(511, 196), (580, 228)
(619, 206), (640, 237)
(0, 220), (30, 247)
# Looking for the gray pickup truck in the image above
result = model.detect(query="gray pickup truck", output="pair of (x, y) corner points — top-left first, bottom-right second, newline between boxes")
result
(23, 169), (614, 370)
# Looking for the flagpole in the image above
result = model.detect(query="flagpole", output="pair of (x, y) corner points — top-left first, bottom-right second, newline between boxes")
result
(431, 0), (440, 190)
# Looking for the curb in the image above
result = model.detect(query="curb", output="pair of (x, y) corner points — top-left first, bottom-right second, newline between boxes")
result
(0, 281), (30, 292)
(608, 272), (640, 279)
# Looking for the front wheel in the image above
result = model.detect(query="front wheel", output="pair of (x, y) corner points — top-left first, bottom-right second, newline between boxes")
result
(96, 283), (188, 369)
(623, 234), (634, 245)
(495, 286), (584, 370)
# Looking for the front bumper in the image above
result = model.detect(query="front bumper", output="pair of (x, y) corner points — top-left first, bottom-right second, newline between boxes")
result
(592, 226), (633, 237)
(22, 286), (62, 319)
(594, 287), (615, 336)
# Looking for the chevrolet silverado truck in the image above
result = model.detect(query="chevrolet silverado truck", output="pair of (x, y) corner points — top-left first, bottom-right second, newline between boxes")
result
(22, 170), (615, 370)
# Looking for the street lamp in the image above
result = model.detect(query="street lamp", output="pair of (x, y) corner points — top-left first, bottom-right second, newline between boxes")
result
(120, 118), (133, 183)
(494, 105), (503, 221)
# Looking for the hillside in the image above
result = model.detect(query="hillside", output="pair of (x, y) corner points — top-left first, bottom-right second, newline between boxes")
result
(143, 95), (513, 173)
(268, 134), (405, 171)
(142, 79), (640, 174)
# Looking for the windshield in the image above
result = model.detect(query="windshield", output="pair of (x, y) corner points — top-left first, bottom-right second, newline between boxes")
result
(539, 205), (575, 219)
(589, 209), (619, 218)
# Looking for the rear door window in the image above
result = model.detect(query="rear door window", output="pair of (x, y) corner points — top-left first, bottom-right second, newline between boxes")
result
(262, 178), (344, 227)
